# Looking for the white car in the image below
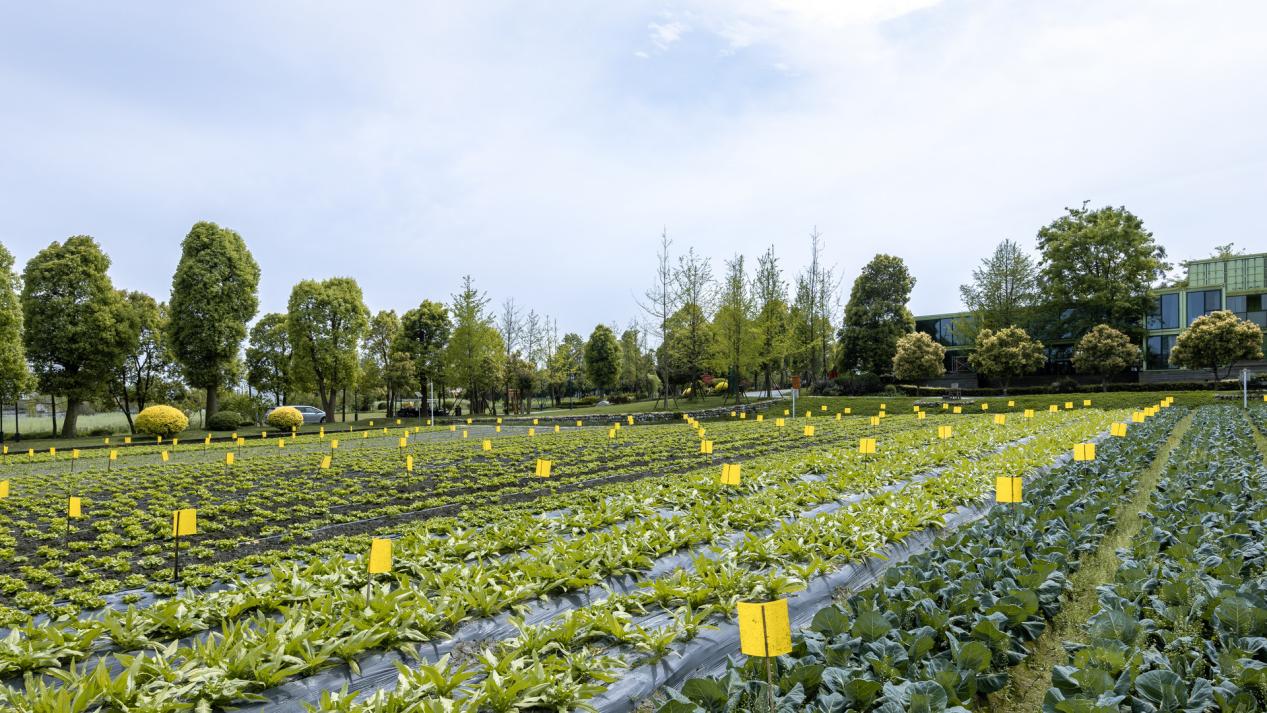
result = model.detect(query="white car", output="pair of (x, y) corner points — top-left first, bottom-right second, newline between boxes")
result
(268, 405), (327, 424)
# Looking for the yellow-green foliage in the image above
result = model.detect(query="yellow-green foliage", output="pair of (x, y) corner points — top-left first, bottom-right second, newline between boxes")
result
(134, 405), (189, 437)
(267, 406), (303, 430)
(711, 379), (729, 395)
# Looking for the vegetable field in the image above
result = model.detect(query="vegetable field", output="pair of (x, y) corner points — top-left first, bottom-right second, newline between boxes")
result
(0, 398), (1249, 712)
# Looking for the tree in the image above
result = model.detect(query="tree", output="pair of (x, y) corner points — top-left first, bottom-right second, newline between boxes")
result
(637, 230), (680, 407)
(286, 277), (370, 417)
(1072, 324), (1140, 390)
(21, 236), (135, 437)
(618, 327), (643, 394)
(246, 313), (292, 405)
(398, 300), (452, 409)
(498, 299), (522, 412)
(838, 254), (916, 375)
(669, 248), (714, 398)
(444, 276), (504, 415)
(712, 254), (754, 398)
(1036, 203), (1169, 339)
(968, 326), (1045, 394)
(365, 310), (407, 416)
(1169, 310), (1264, 379)
(584, 324), (621, 396)
(752, 246), (789, 396)
(959, 239), (1038, 332)
(0, 243), (29, 440)
(168, 221), (260, 417)
(109, 291), (174, 431)
(892, 332), (946, 395)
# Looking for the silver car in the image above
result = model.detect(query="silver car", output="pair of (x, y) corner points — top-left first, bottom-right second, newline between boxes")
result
(269, 405), (327, 424)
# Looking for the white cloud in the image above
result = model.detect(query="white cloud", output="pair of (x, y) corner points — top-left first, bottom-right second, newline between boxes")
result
(647, 19), (689, 51)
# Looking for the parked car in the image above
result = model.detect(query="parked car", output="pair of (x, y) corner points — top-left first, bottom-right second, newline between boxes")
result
(267, 405), (327, 424)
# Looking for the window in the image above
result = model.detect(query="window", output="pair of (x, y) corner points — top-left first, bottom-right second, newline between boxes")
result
(1186, 289), (1222, 325)
(1147, 293), (1179, 330)
(916, 317), (970, 347)
(1146, 335), (1176, 369)
(1228, 293), (1267, 328)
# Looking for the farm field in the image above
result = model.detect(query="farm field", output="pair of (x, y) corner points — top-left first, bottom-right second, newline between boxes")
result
(0, 396), (1194, 711)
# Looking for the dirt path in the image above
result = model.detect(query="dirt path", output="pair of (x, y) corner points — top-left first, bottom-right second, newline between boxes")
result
(989, 410), (1192, 713)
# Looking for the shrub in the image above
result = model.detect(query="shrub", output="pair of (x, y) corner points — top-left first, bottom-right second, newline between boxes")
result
(87, 426), (114, 437)
(833, 373), (883, 396)
(811, 379), (843, 396)
(711, 379), (729, 395)
(134, 405), (189, 437)
(206, 411), (242, 431)
(266, 406), (304, 430)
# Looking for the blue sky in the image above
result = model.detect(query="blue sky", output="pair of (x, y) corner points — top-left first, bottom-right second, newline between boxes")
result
(3, 1), (1265, 336)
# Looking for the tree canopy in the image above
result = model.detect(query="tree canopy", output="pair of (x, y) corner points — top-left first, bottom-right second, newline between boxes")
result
(892, 332), (946, 390)
(584, 324), (621, 395)
(1036, 204), (1168, 339)
(959, 239), (1038, 332)
(968, 326), (1045, 394)
(167, 221), (260, 416)
(0, 243), (28, 415)
(1072, 324), (1140, 389)
(246, 313), (292, 406)
(286, 277), (370, 416)
(1169, 310), (1263, 379)
(839, 254), (915, 375)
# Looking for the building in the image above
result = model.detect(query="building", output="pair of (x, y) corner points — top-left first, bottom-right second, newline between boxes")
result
(914, 252), (1267, 385)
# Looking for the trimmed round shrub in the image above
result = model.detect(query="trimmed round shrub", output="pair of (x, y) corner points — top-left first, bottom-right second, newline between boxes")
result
(206, 411), (242, 431)
(134, 405), (189, 437)
(266, 406), (303, 430)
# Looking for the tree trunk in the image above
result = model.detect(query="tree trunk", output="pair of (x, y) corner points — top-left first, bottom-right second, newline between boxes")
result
(50, 395), (58, 437)
(61, 398), (81, 438)
(341, 387), (347, 423)
(321, 389), (337, 419)
(205, 388), (219, 420)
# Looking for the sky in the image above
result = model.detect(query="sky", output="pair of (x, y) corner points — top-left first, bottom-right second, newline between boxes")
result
(2, 0), (1266, 337)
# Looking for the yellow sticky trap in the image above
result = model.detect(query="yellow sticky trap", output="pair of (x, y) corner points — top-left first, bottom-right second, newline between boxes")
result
(396, 419), (402, 425)
(1024, 409), (1035, 419)
(261, 432), (267, 439)
(938, 426), (953, 440)
(554, 425), (560, 433)
(331, 439), (339, 449)
(836, 412), (842, 421)
(576, 420), (583, 428)
(994, 414), (1006, 425)
(917, 411), (926, 420)
(0, 480), (8, 498)
(72, 449), (80, 459)
(805, 411), (811, 418)
(278, 439), (286, 448)
(953, 407), (962, 414)
(204, 435), (211, 445)
(1064, 402), (1074, 410)
(68, 497), (82, 518)
(608, 429), (617, 439)
(981, 403), (989, 410)
(171, 508), (196, 536)
(319, 427), (325, 437)
(730, 411), (737, 418)
(226, 452), (235, 465)
(756, 414), (764, 421)
(1049, 404), (1059, 413)
(448, 424), (456, 432)
(818, 405), (826, 412)
(172, 438), (179, 447)
(1, 446), (5, 455)
(368, 539), (392, 574)
(740, 412), (747, 420)
(462, 430), (469, 439)
(1132, 411), (1145, 423)
(700, 440), (714, 454)
(50, 447), (56, 456)
(405, 455), (414, 472)
(719, 463), (741, 485)
(399, 437), (407, 448)
(465, 418), (472, 425)
(775, 418), (785, 427)
(858, 438), (877, 454)
(534, 459), (553, 477)
(1111, 422), (1128, 437)
(124, 436), (132, 444)
(869, 416), (880, 426)
(495, 417), (502, 425)
(482, 439), (492, 451)
(941, 403), (948, 410)
(803, 425), (815, 437)
(533, 418), (539, 425)
(1007, 400), (1015, 407)
(161, 450), (170, 462)
(737, 600), (792, 657)
(878, 411), (886, 418)
(913, 405), (920, 412)
(495, 426), (502, 434)
(995, 477), (1022, 503)
(382, 427), (388, 435)
(880, 403), (886, 409)
(157, 436), (162, 444)
(528, 428), (535, 437)
(783, 409), (790, 416)
(109, 450), (118, 461)
(1073, 443), (1096, 461)
(1083, 399), (1092, 407)
(320, 455), (332, 469)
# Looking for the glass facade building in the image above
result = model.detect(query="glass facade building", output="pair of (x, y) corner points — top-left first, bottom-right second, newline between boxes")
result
(914, 252), (1267, 375)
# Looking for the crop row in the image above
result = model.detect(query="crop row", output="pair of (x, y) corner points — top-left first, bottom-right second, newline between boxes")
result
(653, 405), (1185, 712)
(0, 410), (1114, 710)
(1044, 405), (1267, 712)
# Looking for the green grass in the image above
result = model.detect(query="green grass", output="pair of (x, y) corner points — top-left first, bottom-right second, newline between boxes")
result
(529, 395), (746, 416)
(786, 390), (1215, 416)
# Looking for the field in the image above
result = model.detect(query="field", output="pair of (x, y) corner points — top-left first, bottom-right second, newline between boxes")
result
(0, 395), (1260, 711)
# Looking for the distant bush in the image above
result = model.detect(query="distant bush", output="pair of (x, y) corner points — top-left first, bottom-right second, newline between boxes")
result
(266, 406), (303, 430)
(811, 379), (843, 396)
(87, 426), (114, 437)
(206, 411), (242, 431)
(134, 406), (189, 437)
(711, 379), (729, 395)
(831, 373), (883, 396)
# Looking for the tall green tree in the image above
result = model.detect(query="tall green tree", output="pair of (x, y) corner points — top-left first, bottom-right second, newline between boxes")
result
(0, 243), (29, 439)
(1072, 324), (1140, 390)
(286, 277), (370, 417)
(365, 310), (411, 416)
(168, 221), (260, 417)
(892, 332), (946, 395)
(618, 327), (645, 395)
(1036, 203), (1169, 339)
(584, 324), (621, 396)
(669, 248), (714, 397)
(712, 254), (754, 397)
(398, 300), (452, 408)
(548, 332), (587, 403)
(22, 237), (136, 437)
(753, 246), (789, 396)
(246, 313), (292, 406)
(968, 326), (1045, 394)
(1169, 310), (1263, 379)
(959, 239), (1038, 332)
(444, 276), (504, 415)
(838, 254), (916, 375)
(108, 291), (174, 431)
